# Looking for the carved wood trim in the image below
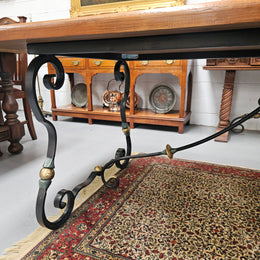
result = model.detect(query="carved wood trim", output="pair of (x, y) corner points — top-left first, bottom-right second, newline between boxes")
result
(0, 17), (17, 25)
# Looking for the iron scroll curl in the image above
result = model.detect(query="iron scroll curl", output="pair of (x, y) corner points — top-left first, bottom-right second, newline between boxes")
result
(26, 55), (76, 229)
(26, 55), (64, 166)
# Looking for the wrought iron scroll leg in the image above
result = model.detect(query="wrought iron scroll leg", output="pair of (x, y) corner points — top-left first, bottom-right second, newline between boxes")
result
(98, 60), (132, 189)
(114, 60), (132, 169)
(26, 55), (65, 167)
(26, 55), (77, 229)
(26, 56), (133, 228)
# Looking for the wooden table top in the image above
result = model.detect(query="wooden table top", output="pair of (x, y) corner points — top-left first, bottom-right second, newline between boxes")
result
(0, 0), (260, 59)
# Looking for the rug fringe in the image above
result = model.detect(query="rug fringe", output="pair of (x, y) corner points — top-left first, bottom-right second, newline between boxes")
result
(0, 161), (122, 260)
(0, 224), (52, 260)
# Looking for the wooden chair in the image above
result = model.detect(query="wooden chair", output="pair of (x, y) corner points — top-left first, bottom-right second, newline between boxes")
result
(0, 114), (10, 156)
(0, 16), (37, 140)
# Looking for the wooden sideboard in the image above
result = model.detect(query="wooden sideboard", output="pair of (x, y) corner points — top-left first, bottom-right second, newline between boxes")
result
(48, 58), (192, 133)
(204, 57), (260, 142)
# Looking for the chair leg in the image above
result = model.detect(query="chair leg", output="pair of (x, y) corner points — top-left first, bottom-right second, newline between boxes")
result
(22, 97), (37, 140)
(0, 102), (4, 125)
(19, 51), (37, 140)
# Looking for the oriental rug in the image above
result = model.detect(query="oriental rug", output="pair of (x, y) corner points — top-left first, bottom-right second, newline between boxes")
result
(12, 157), (260, 259)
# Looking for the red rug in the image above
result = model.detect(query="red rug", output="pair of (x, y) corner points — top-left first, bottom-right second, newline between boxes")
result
(21, 157), (260, 259)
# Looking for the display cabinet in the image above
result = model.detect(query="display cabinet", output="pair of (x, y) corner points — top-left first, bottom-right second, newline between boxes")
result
(48, 58), (192, 133)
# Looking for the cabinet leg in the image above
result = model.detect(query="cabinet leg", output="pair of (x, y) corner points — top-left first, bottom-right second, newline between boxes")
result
(50, 90), (57, 121)
(178, 124), (184, 134)
(52, 114), (58, 121)
(129, 120), (134, 129)
(215, 70), (235, 142)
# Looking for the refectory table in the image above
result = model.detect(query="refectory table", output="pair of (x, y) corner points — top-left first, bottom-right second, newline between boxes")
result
(0, 0), (260, 229)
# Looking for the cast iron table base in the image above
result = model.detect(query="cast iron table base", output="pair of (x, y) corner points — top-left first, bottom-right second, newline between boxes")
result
(25, 54), (260, 230)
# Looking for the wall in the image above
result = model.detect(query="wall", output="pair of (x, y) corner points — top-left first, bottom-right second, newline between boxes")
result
(1, 0), (259, 131)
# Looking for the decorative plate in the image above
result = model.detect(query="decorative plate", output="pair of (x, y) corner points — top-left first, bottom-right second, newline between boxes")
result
(71, 83), (88, 107)
(149, 84), (176, 113)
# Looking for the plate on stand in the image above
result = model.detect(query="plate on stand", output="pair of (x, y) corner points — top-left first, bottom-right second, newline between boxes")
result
(149, 84), (176, 113)
(71, 83), (88, 107)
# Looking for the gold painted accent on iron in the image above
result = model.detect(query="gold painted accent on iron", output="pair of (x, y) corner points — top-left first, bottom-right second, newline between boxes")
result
(40, 168), (55, 180)
(122, 127), (130, 135)
(166, 144), (173, 159)
(253, 113), (260, 119)
(94, 166), (102, 172)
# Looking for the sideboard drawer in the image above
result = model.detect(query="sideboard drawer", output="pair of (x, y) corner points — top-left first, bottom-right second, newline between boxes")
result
(215, 58), (250, 66)
(134, 60), (181, 68)
(250, 58), (260, 66)
(59, 57), (86, 69)
(89, 59), (116, 68)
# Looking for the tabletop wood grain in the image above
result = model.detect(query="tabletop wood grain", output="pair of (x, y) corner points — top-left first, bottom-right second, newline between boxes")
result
(0, 0), (260, 53)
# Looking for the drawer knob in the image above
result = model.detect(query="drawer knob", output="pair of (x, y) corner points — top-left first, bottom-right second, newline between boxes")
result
(94, 60), (103, 66)
(140, 60), (149, 66)
(164, 60), (175, 65)
(227, 58), (238, 64)
(72, 60), (80, 66)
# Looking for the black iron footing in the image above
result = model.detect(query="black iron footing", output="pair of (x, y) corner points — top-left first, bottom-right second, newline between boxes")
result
(26, 55), (260, 230)
(230, 112), (260, 134)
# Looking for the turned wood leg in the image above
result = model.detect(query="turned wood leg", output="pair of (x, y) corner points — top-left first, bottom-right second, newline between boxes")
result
(2, 78), (25, 153)
(0, 53), (25, 154)
(215, 70), (236, 142)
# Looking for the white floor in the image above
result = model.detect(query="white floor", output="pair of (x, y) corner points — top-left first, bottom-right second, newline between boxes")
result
(0, 115), (259, 256)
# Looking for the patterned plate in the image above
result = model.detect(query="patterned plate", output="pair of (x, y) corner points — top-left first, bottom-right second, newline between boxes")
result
(71, 83), (88, 107)
(149, 84), (176, 113)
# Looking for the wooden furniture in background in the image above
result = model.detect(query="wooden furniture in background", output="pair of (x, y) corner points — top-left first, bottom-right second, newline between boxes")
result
(0, 53), (25, 154)
(48, 58), (192, 133)
(204, 58), (260, 142)
(0, 102), (9, 156)
(0, 16), (37, 141)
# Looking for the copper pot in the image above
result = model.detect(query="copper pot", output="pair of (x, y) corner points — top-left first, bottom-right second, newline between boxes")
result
(102, 90), (122, 107)
(102, 79), (123, 110)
